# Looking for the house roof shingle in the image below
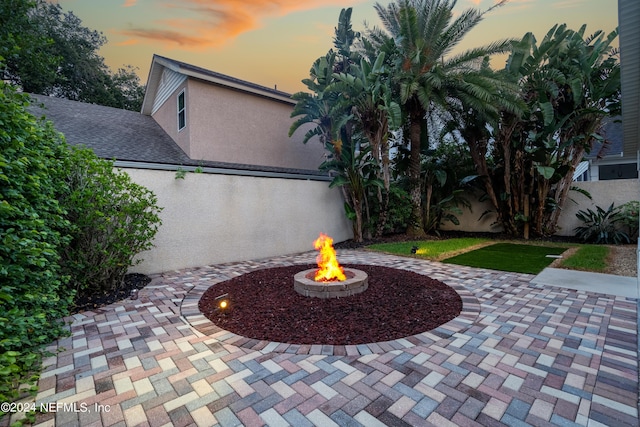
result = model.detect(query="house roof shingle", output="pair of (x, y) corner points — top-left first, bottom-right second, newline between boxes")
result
(27, 94), (326, 177)
(29, 93), (191, 164)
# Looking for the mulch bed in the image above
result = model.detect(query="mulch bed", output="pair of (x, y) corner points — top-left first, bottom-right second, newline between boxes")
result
(71, 273), (151, 314)
(198, 264), (462, 345)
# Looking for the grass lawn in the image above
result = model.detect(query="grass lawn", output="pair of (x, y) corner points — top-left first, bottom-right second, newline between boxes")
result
(366, 237), (491, 260)
(559, 245), (609, 272)
(442, 243), (569, 274)
(366, 238), (612, 275)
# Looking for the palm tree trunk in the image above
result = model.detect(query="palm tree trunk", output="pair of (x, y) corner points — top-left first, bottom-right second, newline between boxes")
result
(407, 112), (426, 237)
(466, 134), (502, 228)
(376, 190), (390, 237)
(547, 145), (587, 232)
(424, 181), (433, 232)
(375, 124), (391, 237)
(353, 198), (364, 243)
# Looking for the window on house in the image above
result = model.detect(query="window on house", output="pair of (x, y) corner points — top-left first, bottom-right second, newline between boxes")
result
(599, 163), (639, 180)
(178, 90), (186, 130)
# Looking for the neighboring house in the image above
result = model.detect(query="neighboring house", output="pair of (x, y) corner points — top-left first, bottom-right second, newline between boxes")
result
(29, 54), (327, 178)
(141, 54), (326, 172)
(619, 0), (640, 169)
(574, 116), (638, 181)
(574, 0), (640, 182)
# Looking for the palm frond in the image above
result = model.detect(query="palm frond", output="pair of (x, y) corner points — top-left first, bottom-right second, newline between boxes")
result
(445, 38), (515, 70)
(438, 7), (483, 55)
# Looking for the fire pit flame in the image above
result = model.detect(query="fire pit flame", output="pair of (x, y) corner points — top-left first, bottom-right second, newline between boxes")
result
(313, 233), (346, 282)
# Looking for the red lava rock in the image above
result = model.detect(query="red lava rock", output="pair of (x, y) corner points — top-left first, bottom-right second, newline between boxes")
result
(198, 264), (462, 345)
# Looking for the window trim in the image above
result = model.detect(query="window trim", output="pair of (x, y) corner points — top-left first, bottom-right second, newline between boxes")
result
(177, 89), (186, 131)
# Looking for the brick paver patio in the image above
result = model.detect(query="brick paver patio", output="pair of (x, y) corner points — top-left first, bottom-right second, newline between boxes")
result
(5, 250), (638, 426)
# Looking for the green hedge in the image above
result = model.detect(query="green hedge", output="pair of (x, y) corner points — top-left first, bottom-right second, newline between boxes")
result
(60, 147), (162, 294)
(0, 85), (162, 411)
(0, 86), (73, 404)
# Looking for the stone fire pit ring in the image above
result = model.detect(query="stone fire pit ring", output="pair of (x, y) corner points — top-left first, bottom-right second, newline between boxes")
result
(294, 268), (368, 299)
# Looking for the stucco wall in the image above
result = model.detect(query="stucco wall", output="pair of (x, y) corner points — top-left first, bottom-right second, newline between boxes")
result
(554, 179), (639, 236)
(186, 79), (325, 170)
(152, 81), (191, 157)
(439, 190), (503, 233)
(150, 78), (326, 170)
(124, 168), (353, 275)
(441, 179), (639, 236)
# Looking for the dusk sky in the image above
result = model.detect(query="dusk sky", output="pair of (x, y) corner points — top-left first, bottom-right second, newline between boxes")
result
(56, 0), (619, 94)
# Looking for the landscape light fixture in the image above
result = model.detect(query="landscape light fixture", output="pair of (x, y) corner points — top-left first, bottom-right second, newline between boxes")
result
(215, 293), (230, 312)
(411, 246), (418, 254)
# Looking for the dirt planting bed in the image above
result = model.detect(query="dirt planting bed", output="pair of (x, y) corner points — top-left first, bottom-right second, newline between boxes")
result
(198, 264), (462, 345)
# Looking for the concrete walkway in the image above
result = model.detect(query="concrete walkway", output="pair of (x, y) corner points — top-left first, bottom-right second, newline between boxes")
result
(532, 268), (639, 299)
(5, 250), (638, 427)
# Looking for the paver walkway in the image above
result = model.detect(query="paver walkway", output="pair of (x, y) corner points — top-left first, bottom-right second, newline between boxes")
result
(5, 250), (638, 426)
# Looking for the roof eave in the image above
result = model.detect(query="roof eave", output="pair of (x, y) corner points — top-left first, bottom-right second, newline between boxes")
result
(140, 55), (165, 115)
(184, 72), (294, 105)
(141, 55), (295, 115)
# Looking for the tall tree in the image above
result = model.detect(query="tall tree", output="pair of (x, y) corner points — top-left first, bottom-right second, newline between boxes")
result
(291, 8), (409, 241)
(371, 0), (512, 236)
(110, 65), (146, 112)
(289, 51), (342, 154)
(290, 11), (368, 241)
(0, 0), (58, 88)
(330, 52), (402, 236)
(465, 24), (620, 237)
(34, 0), (110, 100)
(290, 55), (377, 242)
(1, 0), (144, 110)
(542, 26), (621, 233)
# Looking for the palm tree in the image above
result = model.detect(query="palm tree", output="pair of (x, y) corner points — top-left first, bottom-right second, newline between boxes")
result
(542, 25), (620, 233)
(330, 52), (402, 236)
(288, 7), (361, 152)
(289, 8), (373, 242)
(289, 52), (341, 154)
(372, 0), (511, 236)
(320, 137), (382, 243)
(484, 24), (620, 237)
(459, 24), (620, 238)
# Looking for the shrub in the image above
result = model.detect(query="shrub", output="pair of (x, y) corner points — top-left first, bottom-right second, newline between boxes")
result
(0, 86), (73, 404)
(368, 183), (412, 235)
(619, 201), (639, 242)
(59, 147), (162, 295)
(0, 86), (162, 410)
(424, 189), (470, 235)
(574, 203), (630, 244)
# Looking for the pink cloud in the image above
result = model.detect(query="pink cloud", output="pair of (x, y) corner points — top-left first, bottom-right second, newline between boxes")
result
(117, 0), (363, 50)
(115, 38), (139, 46)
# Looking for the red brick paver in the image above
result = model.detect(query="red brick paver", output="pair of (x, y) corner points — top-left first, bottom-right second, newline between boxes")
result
(3, 250), (638, 427)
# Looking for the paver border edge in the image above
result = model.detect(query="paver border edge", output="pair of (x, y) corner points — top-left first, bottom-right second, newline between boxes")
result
(178, 262), (482, 356)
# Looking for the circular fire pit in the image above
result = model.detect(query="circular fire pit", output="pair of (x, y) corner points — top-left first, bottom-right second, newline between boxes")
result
(294, 268), (368, 298)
